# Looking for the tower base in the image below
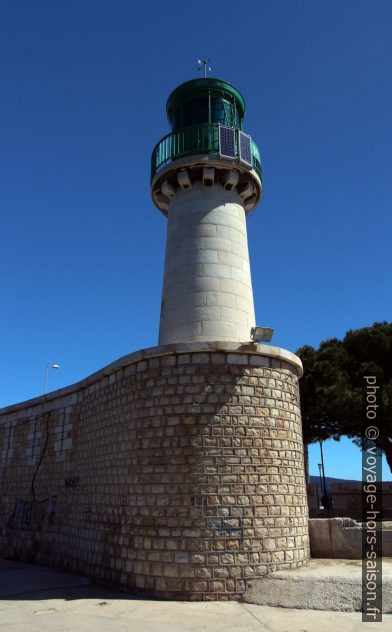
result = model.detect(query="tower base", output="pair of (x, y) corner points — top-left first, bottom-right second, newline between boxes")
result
(0, 342), (309, 600)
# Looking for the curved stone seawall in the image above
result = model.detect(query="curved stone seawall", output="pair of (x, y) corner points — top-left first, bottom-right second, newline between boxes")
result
(0, 343), (309, 600)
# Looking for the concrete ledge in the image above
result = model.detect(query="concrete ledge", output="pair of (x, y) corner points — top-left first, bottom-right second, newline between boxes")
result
(309, 518), (392, 558)
(0, 341), (303, 415)
(244, 558), (392, 612)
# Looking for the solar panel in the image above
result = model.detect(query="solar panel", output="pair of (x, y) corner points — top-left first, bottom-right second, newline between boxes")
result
(219, 126), (235, 159)
(239, 131), (252, 166)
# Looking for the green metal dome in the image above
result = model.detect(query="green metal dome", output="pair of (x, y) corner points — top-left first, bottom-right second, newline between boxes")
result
(150, 76), (262, 188)
(166, 78), (246, 131)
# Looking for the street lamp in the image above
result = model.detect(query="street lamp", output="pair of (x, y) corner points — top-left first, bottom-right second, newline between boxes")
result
(318, 463), (323, 508)
(44, 363), (60, 394)
(319, 440), (333, 513)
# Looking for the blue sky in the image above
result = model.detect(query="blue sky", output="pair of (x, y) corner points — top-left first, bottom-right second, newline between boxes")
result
(1, 1), (391, 480)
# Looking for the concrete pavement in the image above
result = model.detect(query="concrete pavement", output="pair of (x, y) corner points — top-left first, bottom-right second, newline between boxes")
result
(1, 559), (392, 631)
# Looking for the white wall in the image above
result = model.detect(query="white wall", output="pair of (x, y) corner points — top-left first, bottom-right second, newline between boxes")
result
(159, 182), (256, 344)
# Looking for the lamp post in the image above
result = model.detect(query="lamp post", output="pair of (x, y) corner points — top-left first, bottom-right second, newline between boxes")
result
(319, 440), (333, 513)
(318, 463), (323, 508)
(44, 363), (60, 394)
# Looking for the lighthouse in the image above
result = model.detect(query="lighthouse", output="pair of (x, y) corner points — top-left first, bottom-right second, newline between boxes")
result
(0, 73), (309, 601)
(151, 77), (262, 345)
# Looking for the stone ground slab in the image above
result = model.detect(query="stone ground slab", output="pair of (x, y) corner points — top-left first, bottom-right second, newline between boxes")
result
(245, 558), (392, 613)
(1, 559), (392, 631)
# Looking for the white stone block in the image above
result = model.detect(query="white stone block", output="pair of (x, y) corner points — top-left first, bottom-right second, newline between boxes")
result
(189, 306), (221, 322)
(190, 276), (221, 292)
(195, 236), (233, 252)
(220, 306), (248, 325)
(231, 267), (253, 286)
(189, 292), (207, 307)
(223, 203), (242, 218)
(235, 322), (253, 340)
(188, 249), (219, 264)
(201, 320), (236, 338)
(216, 224), (242, 242)
(219, 278), (252, 298)
(170, 310), (190, 325)
(195, 224), (217, 237)
(236, 294), (254, 310)
(232, 241), (250, 259)
(159, 321), (202, 342)
(218, 250), (244, 269)
(205, 291), (236, 308)
(202, 263), (232, 279)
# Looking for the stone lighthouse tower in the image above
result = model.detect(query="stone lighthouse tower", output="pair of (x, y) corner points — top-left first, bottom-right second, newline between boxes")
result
(151, 78), (262, 345)
(0, 75), (309, 603)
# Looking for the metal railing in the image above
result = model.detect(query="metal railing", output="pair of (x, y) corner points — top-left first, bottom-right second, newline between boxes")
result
(151, 123), (262, 181)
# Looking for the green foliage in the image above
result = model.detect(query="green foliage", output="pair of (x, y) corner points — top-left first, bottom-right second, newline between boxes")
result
(297, 322), (392, 471)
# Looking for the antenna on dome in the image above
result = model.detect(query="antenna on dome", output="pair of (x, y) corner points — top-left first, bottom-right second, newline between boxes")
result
(197, 58), (211, 78)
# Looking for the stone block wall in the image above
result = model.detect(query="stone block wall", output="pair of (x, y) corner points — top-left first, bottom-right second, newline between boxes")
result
(159, 183), (256, 345)
(0, 343), (309, 600)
